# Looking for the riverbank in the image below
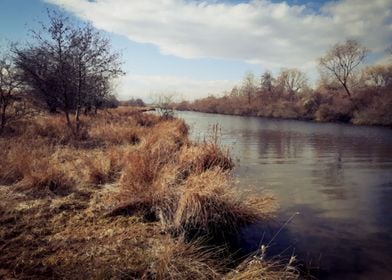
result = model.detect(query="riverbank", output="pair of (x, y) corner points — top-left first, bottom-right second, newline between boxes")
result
(174, 107), (392, 128)
(173, 87), (392, 128)
(175, 110), (392, 279)
(0, 107), (298, 279)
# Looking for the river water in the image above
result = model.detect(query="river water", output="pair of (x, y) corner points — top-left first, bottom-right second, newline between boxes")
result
(176, 110), (392, 280)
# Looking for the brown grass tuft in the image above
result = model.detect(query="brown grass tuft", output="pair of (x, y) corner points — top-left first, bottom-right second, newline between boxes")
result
(226, 253), (299, 280)
(83, 152), (117, 185)
(0, 143), (26, 185)
(172, 169), (261, 236)
(0, 139), (53, 185)
(178, 144), (233, 176)
(29, 115), (89, 143)
(89, 120), (141, 145)
(134, 111), (161, 127)
(15, 159), (76, 197)
(145, 237), (222, 280)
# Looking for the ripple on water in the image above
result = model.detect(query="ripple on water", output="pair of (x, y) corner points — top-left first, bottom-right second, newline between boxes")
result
(178, 111), (392, 279)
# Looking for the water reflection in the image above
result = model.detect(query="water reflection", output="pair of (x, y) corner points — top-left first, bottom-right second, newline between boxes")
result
(177, 111), (392, 279)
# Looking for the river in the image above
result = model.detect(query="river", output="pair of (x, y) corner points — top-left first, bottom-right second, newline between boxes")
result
(176, 110), (392, 280)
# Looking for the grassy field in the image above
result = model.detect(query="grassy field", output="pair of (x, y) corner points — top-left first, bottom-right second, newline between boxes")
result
(0, 107), (298, 279)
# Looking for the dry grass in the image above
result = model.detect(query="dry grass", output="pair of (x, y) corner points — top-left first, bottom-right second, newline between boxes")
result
(0, 107), (298, 279)
(145, 237), (222, 280)
(178, 143), (233, 175)
(226, 257), (299, 280)
(90, 121), (141, 145)
(172, 169), (261, 237)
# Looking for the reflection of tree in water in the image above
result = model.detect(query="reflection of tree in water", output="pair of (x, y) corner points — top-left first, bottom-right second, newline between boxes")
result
(180, 112), (392, 279)
(256, 129), (306, 160)
(312, 147), (347, 200)
(309, 127), (392, 162)
(372, 181), (392, 232)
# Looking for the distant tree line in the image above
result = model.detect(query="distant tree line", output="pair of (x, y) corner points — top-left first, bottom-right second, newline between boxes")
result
(0, 10), (127, 135)
(174, 40), (392, 127)
(119, 98), (145, 107)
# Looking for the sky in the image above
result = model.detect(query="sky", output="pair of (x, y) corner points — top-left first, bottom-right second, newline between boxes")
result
(0, 0), (391, 101)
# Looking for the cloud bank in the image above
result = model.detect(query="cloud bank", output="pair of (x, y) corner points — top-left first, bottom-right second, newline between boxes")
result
(44, 0), (392, 98)
(116, 74), (236, 101)
(45, 0), (392, 67)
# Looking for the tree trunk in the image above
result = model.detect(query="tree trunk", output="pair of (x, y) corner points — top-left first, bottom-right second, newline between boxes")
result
(0, 105), (6, 134)
(342, 83), (360, 111)
(342, 83), (352, 99)
(64, 110), (73, 132)
(75, 105), (81, 134)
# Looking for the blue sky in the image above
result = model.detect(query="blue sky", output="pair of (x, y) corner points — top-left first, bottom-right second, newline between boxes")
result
(1, 0), (391, 101)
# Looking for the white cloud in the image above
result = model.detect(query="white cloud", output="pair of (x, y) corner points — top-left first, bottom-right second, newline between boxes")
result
(114, 74), (237, 102)
(44, 0), (392, 98)
(44, 0), (392, 67)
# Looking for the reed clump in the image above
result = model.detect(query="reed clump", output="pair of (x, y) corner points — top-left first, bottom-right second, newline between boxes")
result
(0, 106), (298, 279)
(145, 237), (222, 280)
(226, 247), (299, 280)
(178, 143), (233, 175)
(172, 169), (260, 237)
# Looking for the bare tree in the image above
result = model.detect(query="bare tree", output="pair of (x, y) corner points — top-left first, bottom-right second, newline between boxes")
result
(229, 86), (240, 97)
(69, 23), (123, 130)
(363, 65), (392, 89)
(123, 98), (145, 107)
(277, 68), (307, 100)
(0, 53), (23, 134)
(14, 10), (123, 133)
(260, 70), (274, 95)
(319, 40), (368, 99)
(155, 93), (176, 119)
(242, 72), (256, 105)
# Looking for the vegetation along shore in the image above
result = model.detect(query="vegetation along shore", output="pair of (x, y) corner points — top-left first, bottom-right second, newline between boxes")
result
(173, 41), (392, 127)
(0, 11), (299, 279)
(1, 0), (391, 278)
(0, 107), (299, 279)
